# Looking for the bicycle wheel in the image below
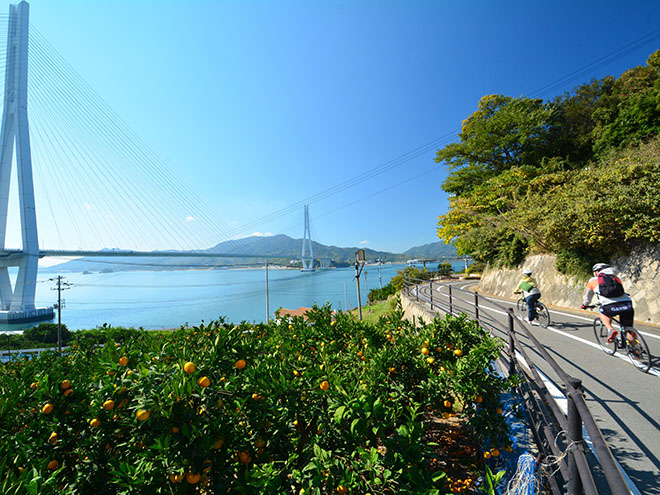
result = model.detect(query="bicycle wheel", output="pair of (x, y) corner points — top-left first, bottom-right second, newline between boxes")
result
(593, 318), (616, 355)
(516, 298), (527, 320)
(625, 329), (652, 373)
(536, 302), (550, 328)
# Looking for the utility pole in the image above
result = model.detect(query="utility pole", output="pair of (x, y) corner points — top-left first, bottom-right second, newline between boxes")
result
(265, 261), (270, 323)
(378, 259), (383, 289)
(355, 250), (366, 321)
(50, 276), (70, 352)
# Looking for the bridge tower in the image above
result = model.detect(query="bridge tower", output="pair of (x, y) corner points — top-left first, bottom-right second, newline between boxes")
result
(0, 2), (52, 322)
(301, 204), (314, 272)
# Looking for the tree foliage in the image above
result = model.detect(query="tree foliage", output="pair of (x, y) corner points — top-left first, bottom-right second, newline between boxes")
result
(436, 50), (660, 275)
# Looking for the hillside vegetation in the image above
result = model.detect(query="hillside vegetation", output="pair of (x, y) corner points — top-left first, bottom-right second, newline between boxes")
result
(437, 50), (660, 276)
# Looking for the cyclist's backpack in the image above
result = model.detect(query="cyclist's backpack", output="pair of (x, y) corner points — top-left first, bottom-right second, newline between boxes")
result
(597, 273), (624, 297)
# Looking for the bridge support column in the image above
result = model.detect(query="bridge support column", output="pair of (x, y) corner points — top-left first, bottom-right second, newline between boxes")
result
(0, 3), (52, 323)
(11, 254), (38, 311)
(0, 267), (12, 310)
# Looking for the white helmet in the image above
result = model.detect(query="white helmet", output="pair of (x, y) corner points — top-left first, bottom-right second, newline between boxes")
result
(592, 263), (610, 273)
(522, 269), (532, 276)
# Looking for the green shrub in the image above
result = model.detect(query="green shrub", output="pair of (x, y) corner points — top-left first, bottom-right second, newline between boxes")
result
(23, 323), (72, 345)
(437, 263), (453, 277)
(367, 283), (396, 303)
(466, 261), (486, 274)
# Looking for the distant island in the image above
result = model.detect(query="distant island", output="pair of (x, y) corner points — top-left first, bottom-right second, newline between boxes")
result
(40, 235), (458, 273)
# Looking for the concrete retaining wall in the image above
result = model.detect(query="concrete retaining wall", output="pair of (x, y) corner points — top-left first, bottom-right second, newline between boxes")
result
(400, 291), (438, 325)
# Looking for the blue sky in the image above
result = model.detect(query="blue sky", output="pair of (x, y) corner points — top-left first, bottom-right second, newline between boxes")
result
(10, 0), (660, 254)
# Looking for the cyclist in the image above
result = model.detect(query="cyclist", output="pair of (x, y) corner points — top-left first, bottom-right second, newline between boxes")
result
(581, 263), (634, 343)
(515, 268), (541, 324)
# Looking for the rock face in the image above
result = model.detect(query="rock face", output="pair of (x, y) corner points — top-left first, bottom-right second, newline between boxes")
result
(612, 243), (660, 325)
(479, 245), (660, 326)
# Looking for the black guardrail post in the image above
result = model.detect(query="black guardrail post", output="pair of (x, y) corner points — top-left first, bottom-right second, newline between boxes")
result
(507, 310), (517, 378)
(448, 286), (453, 314)
(430, 280), (434, 310)
(567, 377), (584, 495)
(474, 292), (479, 323)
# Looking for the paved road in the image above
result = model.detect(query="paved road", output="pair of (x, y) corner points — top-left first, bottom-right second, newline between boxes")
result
(411, 280), (660, 495)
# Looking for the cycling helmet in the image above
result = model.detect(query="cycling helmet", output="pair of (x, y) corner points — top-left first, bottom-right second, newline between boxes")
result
(522, 269), (532, 276)
(592, 263), (610, 272)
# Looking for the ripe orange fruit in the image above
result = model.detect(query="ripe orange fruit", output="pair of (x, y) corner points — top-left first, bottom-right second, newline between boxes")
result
(184, 362), (196, 374)
(63, 389), (74, 397)
(197, 376), (210, 388)
(454, 349), (463, 357)
(234, 359), (246, 370)
(475, 396), (483, 403)
(171, 426), (180, 433)
(238, 451), (251, 464)
(319, 380), (330, 391)
(495, 407), (503, 415)
(119, 356), (128, 366)
(136, 409), (151, 421)
(89, 418), (101, 427)
(330, 320), (336, 327)
(443, 400), (452, 409)
(30, 382), (38, 390)
(426, 357), (435, 365)
(48, 432), (58, 444)
(255, 437), (265, 449)
(490, 448), (500, 458)
(251, 393), (260, 400)
(42, 403), (54, 415)
(186, 472), (201, 484)
(169, 473), (184, 483)
(421, 347), (430, 355)
(483, 451), (492, 459)
(47, 460), (59, 470)
(213, 437), (224, 449)
(60, 380), (71, 390)
(337, 486), (349, 494)
(103, 400), (115, 411)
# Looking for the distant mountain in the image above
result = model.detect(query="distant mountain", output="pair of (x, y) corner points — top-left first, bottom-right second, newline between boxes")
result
(208, 234), (403, 263)
(403, 241), (457, 259)
(42, 235), (457, 273)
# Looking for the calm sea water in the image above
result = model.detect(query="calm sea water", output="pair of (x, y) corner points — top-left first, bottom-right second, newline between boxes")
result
(3, 262), (465, 331)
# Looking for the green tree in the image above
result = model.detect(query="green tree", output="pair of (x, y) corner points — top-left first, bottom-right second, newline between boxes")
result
(437, 95), (553, 195)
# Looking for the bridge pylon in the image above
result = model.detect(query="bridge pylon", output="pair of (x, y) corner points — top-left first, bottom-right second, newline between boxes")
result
(301, 205), (314, 272)
(0, 1), (53, 323)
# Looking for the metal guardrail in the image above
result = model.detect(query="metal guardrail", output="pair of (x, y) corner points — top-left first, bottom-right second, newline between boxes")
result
(403, 275), (630, 495)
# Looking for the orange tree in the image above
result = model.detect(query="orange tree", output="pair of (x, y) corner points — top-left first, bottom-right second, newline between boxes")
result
(0, 305), (512, 494)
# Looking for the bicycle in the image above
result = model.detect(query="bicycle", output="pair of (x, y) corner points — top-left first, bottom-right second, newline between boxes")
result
(587, 305), (651, 373)
(515, 293), (550, 328)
